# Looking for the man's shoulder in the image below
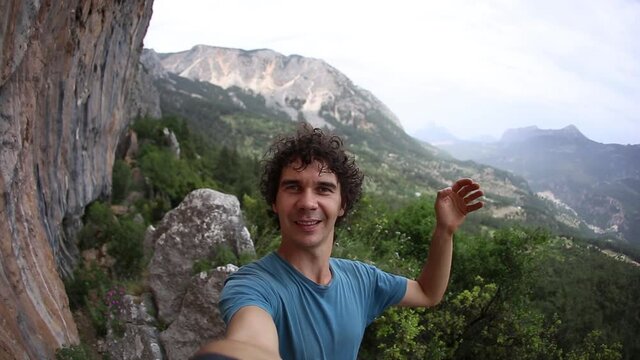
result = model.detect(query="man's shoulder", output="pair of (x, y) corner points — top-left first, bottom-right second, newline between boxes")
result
(331, 257), (374, 267)
(227, 252), (287, 285)
(330, 257), (380, 276)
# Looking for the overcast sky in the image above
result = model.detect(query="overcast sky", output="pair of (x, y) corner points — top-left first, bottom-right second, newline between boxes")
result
(144, 0), (640, 145)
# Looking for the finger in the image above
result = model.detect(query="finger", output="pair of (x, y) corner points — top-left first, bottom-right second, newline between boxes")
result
(464, 190), (484, 203)
(466, 201), (484, 213)
(457, 183), (480, 197)
(451, 178), (473, 193)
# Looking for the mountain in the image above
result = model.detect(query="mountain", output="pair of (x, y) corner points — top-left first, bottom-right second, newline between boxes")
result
(157, 45), (402, 131)
(437, 125), (640, 244)
(137, 46), (600, 240)
(412, 123), (460, 145)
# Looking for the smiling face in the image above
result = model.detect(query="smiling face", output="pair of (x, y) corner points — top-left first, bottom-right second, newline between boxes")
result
(272, 160), (345, 252)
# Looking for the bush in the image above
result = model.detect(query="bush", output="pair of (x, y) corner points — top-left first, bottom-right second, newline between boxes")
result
(111, 159), (132, 203)
(108, 218), (146, 279)
(55, 344), (92, 360)
(64, 263), (111, 310)
(192, 244), (256, 275)
(78, 202), (116, 250)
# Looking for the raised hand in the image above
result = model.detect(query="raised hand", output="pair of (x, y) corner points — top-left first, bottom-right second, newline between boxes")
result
(435, 178), (484, 234)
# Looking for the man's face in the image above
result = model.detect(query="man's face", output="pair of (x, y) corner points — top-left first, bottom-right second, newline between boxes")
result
(272, 160), (344, 251)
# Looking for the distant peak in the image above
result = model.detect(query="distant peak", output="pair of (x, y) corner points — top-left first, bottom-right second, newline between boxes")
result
(560, 124), (582, 135)
(500, 125), (588, 143)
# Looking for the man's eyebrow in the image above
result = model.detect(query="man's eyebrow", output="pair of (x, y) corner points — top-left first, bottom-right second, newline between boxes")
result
(317, 181), (338, 189)
(279, 179), (300, 187)
(279, 179), (337, 188)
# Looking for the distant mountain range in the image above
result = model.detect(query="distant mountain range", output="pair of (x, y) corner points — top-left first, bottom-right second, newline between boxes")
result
(431, 125), (640, 244)
(137, 45), (629, 243)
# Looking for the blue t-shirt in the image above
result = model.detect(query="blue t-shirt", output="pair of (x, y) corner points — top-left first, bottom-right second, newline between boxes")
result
(219, 252), (407, 360)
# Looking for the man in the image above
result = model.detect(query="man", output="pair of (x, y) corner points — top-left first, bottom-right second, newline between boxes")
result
(194, 124), (484, 360)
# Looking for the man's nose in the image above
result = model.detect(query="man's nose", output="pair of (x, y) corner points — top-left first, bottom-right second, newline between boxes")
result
(297, 189), (318, 210)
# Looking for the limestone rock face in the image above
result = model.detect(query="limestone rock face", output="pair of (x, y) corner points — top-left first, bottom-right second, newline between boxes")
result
(105, 294), (164, 360)
(106, 325), (164, 360)
(148, 189), (253, 325)
(160, 268), (235, 360)
(157, 45), (402, 131)
(0, 0), (153, 358)
(127, 58), (162, 121)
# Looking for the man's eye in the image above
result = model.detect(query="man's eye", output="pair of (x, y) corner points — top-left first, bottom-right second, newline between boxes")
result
(318, 187), (333, 193)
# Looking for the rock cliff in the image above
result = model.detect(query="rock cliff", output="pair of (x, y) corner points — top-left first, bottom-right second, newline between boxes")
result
(0, 0), (153, 358)
(156, 45), (402, 131)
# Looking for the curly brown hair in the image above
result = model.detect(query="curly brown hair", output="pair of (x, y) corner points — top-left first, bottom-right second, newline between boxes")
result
(260, 123), (364, 224)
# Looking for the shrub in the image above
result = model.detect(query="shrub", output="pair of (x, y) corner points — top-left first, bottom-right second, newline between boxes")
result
(111, 159), (132, 204)
(55, 343), (92, 360)
(108, 218), (146, 279)
(78, 202), (116, 250)
(212, 243), (238, 267)
(64, 263), (111, 310)
(104, 286), (127, 338)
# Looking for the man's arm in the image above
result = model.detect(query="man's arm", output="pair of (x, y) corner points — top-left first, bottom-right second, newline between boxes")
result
(398, 178), (483, 307)
(194, 306), (281, 360)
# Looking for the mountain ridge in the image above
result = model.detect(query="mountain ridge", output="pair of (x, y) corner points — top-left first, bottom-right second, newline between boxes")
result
(500, 124), (590, 143)
(151, 45), (403, 132)
(433, 124), (640, 244)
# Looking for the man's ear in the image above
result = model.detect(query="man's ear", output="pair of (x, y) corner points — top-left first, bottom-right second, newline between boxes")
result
(339, 206), (345, 217)
(272, 203), (278, 214)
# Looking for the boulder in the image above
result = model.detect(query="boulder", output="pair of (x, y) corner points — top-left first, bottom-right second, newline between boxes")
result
(160, 267), (236, 360)
(148, 189), (253, 324)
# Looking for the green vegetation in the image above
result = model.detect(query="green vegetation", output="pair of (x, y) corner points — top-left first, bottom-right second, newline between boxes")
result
(65, 113), (639, 359)
(65, 115), (264, 356)
(55, 344), (93, 360)
(339, 195), (634, 359)
(192, 244), (256, 274)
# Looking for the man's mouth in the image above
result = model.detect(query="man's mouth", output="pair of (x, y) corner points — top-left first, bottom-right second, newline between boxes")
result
(295, 220), (321, 226)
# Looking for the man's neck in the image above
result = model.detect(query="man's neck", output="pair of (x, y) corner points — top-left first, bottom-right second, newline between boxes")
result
(277, 243), (333, 285)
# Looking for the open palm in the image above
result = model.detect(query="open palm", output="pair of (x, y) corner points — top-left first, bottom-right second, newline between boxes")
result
(435, 178), (484, 233)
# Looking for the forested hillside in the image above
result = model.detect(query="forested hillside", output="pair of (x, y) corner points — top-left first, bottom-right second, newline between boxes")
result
(154, 70), (607, 242)
(62, 115), (640, 359)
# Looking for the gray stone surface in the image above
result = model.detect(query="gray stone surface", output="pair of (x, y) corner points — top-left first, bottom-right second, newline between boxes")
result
(0, 0), (153, 358)
(148, 189), (253, 325)
(106, 324), (164, 360)
(127, 58), (162, 120)
(105, 294), (164, 360)
(160, 269), (233, 360)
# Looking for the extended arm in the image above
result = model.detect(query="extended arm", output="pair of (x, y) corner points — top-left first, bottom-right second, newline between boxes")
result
(194, 306), (281, 360)
(399, 178), (483, 307)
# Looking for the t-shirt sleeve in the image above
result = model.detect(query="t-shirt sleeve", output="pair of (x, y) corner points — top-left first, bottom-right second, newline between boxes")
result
(366, 265), (408, 323)
(218, 267), (277, 325)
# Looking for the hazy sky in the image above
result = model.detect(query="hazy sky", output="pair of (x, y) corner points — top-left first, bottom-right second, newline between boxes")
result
(144, 0), (640, 145)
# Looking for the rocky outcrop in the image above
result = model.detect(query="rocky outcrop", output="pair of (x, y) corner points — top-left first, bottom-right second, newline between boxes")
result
(127, 58), (162, 121)
(148, 189), (251, 359)
(160, 266), (237, 360)
(140, 49), (169, 79)
(104, 294), (164, 360)
(148, 189), (253, 324)
(156, 45), (402, 131)
(0, 0), (153, 358)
